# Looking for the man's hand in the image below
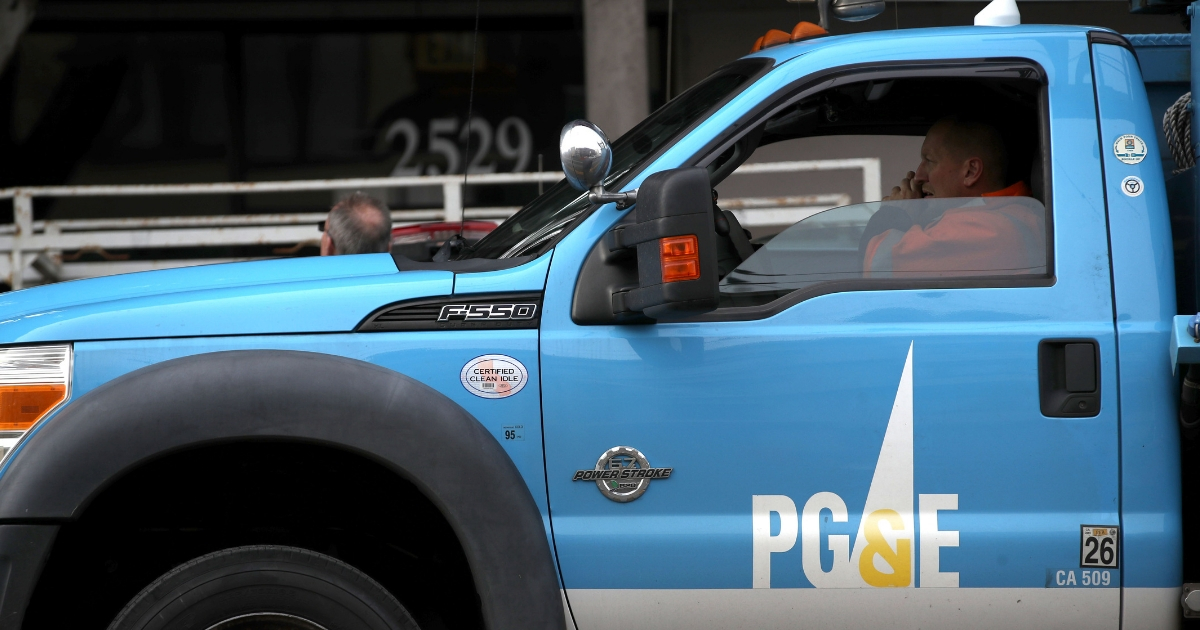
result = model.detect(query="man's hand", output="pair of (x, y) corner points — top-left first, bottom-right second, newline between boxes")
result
(883, 171), (925, 200)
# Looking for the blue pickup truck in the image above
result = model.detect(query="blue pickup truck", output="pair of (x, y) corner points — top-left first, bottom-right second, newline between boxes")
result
(0, 5), (1198, 630)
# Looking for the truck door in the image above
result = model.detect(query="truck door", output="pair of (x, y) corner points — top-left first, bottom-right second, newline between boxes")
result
(1090, 38), (1183, 626)
(540, 37), (1122, 630)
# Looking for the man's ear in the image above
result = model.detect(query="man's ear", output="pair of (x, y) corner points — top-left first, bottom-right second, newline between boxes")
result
(961, 157), (985, 188)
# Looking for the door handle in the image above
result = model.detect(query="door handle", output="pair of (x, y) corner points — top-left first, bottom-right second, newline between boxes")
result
(1038, 339), (1100, 418)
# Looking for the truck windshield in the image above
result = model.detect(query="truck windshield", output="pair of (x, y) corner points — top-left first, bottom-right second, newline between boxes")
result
(462, 57), (771, 260)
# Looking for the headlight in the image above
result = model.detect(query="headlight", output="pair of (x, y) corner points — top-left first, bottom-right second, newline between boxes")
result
(0, 345), (71, 461)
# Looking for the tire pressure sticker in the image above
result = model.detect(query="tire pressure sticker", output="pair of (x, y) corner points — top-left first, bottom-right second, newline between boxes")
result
(1121, 176), (1144, 197)
(460, 354), (528, 399)
(1080, 525), (1119, 568)
(1113, 134), (1147, 164)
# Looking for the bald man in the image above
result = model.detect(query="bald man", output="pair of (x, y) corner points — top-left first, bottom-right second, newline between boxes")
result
(321, 192), (393, 256)
(862, 116), (1042, 278)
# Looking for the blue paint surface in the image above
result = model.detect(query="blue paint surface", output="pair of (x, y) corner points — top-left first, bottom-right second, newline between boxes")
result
(1091, 43), (1183, 589)
(453, 252), (553, 294)
(0, 254), (451, 342)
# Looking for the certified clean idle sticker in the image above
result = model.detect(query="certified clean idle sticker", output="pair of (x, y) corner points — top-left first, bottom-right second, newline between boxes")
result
(1113, 134), (1148, 165)
(1121, 175), (1144, 197)
(1080, 525), (1119, 568)
(460, 354), (528, 399)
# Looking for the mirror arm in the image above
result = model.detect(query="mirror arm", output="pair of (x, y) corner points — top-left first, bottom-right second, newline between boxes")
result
(589, 186), (638, 210)
(817, 0), (832, 29)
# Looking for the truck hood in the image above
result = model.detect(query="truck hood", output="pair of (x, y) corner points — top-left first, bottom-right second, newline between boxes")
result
(0, 254), (453, 343)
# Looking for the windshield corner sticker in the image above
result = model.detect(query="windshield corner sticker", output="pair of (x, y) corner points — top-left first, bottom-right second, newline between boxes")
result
(1121, 175), (1144, 197)
(574, 446), (673, 503)
(751, 343), (962, 589)
(460, 354), (528, 399)
(1114, 134), (1147, 165)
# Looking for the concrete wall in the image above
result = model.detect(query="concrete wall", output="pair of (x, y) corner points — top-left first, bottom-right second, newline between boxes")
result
(585, 0), (650, 138)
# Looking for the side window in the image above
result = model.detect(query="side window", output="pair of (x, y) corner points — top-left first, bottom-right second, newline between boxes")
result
(720, 197), (1047, 302)
(705, 73), (1050, 309)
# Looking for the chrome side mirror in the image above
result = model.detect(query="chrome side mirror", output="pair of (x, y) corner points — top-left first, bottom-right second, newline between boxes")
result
(559, 120), (637, 209)
(560, 120), (611, 190)
(815, 0), (884, 28)
(832, 0), (885, 21)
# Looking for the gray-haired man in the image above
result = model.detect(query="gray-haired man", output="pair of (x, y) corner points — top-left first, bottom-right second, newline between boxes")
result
(320, 192), (392, 256)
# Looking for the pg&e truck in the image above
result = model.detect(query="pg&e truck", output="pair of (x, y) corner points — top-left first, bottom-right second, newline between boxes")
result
(0, 1), (1197, 628)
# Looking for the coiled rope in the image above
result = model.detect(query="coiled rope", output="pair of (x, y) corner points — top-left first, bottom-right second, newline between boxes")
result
(1164, 91), (1195, 174)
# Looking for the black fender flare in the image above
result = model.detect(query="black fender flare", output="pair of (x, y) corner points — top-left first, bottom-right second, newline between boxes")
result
(0, 350), (563, 630)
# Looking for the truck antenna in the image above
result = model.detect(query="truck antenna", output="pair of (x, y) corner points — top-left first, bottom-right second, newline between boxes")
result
(456, 0), (483, 253)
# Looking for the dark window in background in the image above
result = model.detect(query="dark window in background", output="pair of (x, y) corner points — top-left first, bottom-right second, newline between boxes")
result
(0, 27), (585, 219)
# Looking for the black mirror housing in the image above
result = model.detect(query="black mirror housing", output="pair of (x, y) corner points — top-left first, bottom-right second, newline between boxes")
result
(608, 167), (719, 319)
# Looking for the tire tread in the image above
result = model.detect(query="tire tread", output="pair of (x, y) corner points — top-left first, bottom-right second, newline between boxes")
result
(106, 545), (417, 630)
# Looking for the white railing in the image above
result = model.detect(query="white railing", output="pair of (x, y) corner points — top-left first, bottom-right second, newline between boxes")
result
(0, 158), (880, 289)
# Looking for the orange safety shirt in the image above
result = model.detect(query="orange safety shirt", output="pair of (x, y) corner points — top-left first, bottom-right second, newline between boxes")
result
(862, 181), (1044, 278)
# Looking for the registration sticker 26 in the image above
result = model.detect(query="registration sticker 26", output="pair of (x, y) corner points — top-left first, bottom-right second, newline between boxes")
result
(1080, 525), (1119, 568)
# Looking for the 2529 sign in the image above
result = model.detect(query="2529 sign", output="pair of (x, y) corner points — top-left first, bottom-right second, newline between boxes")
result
(383, 116), (534, 175)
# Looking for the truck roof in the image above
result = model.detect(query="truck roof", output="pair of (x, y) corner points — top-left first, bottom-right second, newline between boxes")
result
(744, 24), (1112, 65)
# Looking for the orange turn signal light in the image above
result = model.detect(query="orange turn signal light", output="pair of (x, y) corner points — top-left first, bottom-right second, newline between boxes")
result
(0, 384), (67, 431)
(661, 235), (700, 283)
(751, 29), (792, 52)
(791, 21), (828, 41)
(752, 22), (828, 52)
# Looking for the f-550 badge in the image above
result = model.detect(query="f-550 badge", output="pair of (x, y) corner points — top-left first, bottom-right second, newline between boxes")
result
(438, 303), (537, 322)
(574, 446), (672, 502)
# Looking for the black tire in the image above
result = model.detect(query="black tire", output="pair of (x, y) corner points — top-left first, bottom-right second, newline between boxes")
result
(107, 545), (420, 630)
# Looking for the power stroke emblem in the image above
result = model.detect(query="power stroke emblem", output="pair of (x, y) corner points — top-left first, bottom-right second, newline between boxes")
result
(573, 446), (673, 503)
(438, 303), (537, 322)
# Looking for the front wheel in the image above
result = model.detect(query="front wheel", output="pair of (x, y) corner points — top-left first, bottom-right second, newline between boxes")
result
(107, 545), (419, 630)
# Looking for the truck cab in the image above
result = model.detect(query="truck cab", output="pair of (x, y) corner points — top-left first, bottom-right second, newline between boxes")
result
(0, 21), (1184, 630)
